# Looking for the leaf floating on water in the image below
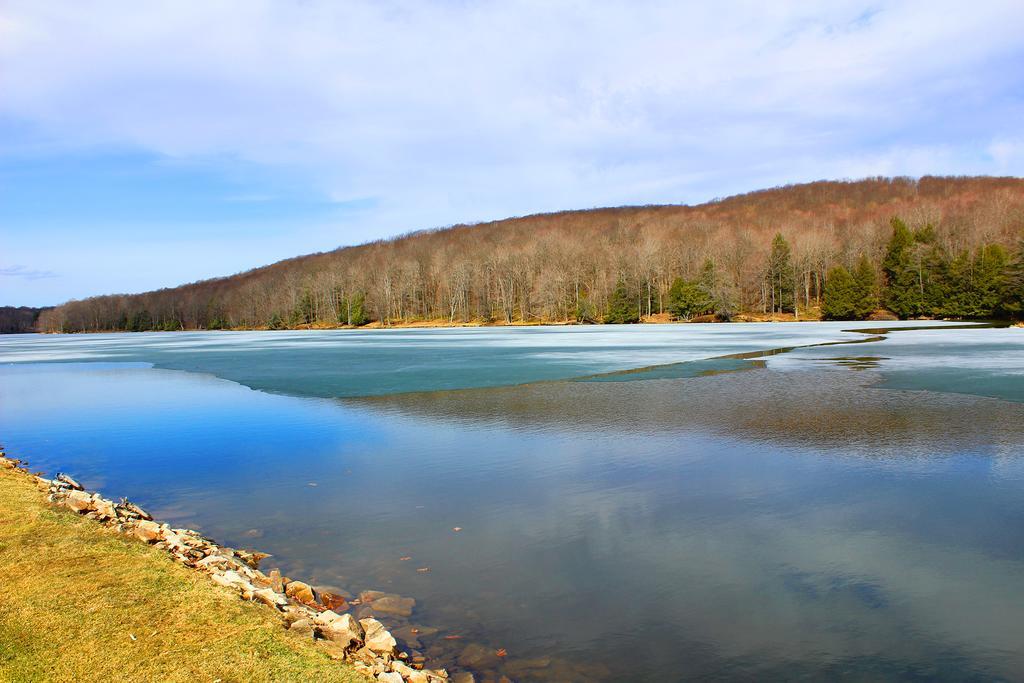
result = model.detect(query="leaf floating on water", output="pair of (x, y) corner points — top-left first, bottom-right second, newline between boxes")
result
(443, 635), (463, 640)
(416, 567), (430, 573)
(452, 527), (463, 532)
(399, 556), (412, 561)
(496, 648), (507, 658)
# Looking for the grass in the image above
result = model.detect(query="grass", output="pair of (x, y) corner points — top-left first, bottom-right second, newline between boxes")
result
(0, 467), (364, 683)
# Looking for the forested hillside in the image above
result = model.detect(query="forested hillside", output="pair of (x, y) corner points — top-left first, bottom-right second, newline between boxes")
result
(39, 176), (1024, 332)
(0, 306), (49, 334)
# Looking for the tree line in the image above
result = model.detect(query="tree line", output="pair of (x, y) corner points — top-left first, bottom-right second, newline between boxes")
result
(37, 176), (1024, 333)
(0, 306), (50, 334)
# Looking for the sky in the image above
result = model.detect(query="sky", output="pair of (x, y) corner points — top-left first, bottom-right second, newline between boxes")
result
(2, 1), (1023, 307)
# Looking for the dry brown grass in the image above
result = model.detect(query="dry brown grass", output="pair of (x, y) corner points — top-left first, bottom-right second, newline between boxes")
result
(0, 467), (363, 683)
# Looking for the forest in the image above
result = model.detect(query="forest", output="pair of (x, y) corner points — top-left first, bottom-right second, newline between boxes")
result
(0, 306), (49, 334)
(37, 176), (1024, 333)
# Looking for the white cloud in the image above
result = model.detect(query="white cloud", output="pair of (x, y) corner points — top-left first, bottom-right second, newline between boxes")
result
(1, 1), (1023, 304)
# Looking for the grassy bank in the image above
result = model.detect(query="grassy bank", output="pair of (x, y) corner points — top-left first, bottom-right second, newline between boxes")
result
(0, 467), (362, 683)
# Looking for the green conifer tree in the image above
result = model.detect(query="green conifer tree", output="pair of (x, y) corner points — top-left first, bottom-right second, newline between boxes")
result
(822, 265), (856, 320)
(851, 255), (878, 319)
(667, 277), (711, 320)
(606, 279), (639, 323)
(882, 217), (923, 318)
(1004, 239), (1024, 318)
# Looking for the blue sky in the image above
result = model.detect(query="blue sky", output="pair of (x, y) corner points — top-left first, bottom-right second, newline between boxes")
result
(2, 1), (1023, 307)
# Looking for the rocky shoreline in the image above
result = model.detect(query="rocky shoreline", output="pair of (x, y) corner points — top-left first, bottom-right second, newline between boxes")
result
(0, 451), (456, 683)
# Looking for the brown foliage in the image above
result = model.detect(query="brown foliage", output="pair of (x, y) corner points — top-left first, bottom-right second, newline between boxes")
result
(38, 176), (1024, 332)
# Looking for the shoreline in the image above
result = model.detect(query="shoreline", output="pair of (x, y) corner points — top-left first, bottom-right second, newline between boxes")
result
(0, 450), (454, 683)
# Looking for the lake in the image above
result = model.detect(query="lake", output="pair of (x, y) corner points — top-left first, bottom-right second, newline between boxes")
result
(2, 322), (1023, 681)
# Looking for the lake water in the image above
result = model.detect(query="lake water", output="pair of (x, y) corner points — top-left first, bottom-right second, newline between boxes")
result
(2, 322), (1023, 681)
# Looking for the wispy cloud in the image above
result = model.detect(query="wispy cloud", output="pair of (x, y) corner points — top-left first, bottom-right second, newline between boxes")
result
(0, 0), (1022, 305)
(0, 265), (59, 280)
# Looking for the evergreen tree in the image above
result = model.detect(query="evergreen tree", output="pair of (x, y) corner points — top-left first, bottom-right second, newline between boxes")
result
(851, 255), (878, 318)
(822, 265), (856, 319)
(606, 279), (639, 323)
(974, 244), (1009, 317)
(1004, 239), (1024, 318)
(766, 233), (795, 313)
(575, 295), (597, 323)
(294, 287), (316, 326)
(268, 313), (285, 330)
(667, 277), (711, 320)
(882, 217), (924, 318)
(339, 292), (370, 326)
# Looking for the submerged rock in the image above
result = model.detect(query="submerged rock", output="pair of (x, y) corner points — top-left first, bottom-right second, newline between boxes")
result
(372, 595), (416, 617)
(457, 643), (500, 671)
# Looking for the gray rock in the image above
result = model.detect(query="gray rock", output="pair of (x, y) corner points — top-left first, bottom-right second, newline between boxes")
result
(323, 613), (364, 650)
(360, 618), (398, 655)
(65, 490), (94, 513)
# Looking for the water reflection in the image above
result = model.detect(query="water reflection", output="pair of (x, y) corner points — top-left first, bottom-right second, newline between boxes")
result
(1, 333), (1023, 680)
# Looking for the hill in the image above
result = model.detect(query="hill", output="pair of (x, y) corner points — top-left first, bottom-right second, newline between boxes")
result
(38, 176), (1024, 332)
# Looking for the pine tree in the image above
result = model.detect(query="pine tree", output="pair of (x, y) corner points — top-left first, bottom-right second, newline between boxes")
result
(606, 279), (639, 323)
(974, 244), (1009, 317)
(822, 265), (856, 319)
(851, 255), (878, 319)
(766, 233), (795, 313)
(341, 292), (370, 326)
(575, 296), (597, 323)
(1004, 239), (1024, 318)
(882, 217), (923, 318)
(667, 277), (711, 320)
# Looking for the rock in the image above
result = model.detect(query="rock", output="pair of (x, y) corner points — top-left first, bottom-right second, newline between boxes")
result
(288, 618), (315, 638)
(457, 643), (501, 671)
(93, 497), (117, 519)
(406, 671), (430, 683)
(393, 625), (423, 649)
(133, 520), (162, 543)
(56, 473), (83, 490)
(252, 587), (287, 609)
(118, 499), (152, 520)
(354, 604), (376, 620)
(377, 673), (403, 683)
(281, 606), (309, 626)
(268, 569), (285, 593)
(313, 609), (343, 626)
(211, 570), (251, 592)
(285, 580), (319, 606)
(360, 618), (398, 655)
(323, 613), (364, 650)
(372, 595), (416, 617)
(503, 656), (551, 678)
(65, 490), (94, 513)
(450, 673), (476, 683)
(359, 590), (388, 603)
(321, 591), (349, 612)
